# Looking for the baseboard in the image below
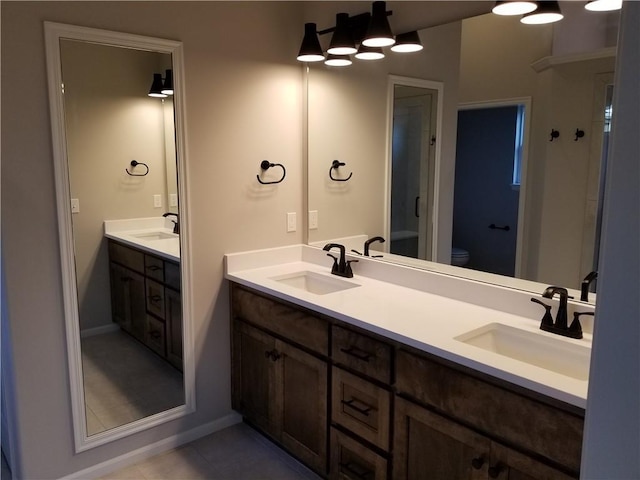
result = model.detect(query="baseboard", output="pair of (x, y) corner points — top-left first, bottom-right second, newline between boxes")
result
(80, 324), (119, 338)
(59, 412), (242, 480)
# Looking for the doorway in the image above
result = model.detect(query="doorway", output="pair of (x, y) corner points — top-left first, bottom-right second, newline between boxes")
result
(453, 101), (528, 276)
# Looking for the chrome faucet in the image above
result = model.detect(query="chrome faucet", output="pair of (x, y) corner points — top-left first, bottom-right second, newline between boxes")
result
(162, 212), (179, 234)
(323, 243), (357, 278)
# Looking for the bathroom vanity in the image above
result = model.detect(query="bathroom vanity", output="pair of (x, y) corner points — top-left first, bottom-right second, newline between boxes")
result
(226, 245), (591, 479)
(105, 219), (183, 370)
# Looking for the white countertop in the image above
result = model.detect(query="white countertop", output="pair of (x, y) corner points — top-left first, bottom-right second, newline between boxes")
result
(104, 217), (180, 262)
(225, 245), (593, 409)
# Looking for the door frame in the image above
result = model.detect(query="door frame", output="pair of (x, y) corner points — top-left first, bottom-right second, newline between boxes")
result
(457, 97), (532, 278)
(385, 75), (444, 261)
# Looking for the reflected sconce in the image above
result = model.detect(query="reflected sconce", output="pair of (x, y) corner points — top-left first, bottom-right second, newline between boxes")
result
(325, 54), (353, 67)
(391, 31), (423, 53)
(585, 0), (622, 11)
(161, 69), (173, 95)
(327, 13), (357, 55)
(362, 1), (395, 47)
(297, 23), (325, 62)
(491, 1), (538, 15)
(355, 44), (385, 60)
(521, 1), (564, 24)
(148, 73), (167, 98)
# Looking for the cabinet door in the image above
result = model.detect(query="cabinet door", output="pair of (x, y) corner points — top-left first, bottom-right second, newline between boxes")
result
(394, 397), (489, 480)
(491, 443), (576, 480)
(232, 321), (277, 434)
(277, 339), (328, 475)
(165, 288), (183, 370)
(109, 262), (145, 339)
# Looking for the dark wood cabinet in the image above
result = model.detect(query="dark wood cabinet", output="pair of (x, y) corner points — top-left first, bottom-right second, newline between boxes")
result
(229, 283), (584, 480)
(108, 239), (182, 370)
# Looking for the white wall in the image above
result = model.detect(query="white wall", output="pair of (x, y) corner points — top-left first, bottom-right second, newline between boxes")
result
(1, 2), (303, 478)
(582, 2), (640, 477)
(62, 41), (171, 331)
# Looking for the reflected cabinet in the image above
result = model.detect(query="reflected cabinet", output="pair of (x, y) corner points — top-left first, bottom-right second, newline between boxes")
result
(108, 240), (183, 370)
(230, 284), (584, 479)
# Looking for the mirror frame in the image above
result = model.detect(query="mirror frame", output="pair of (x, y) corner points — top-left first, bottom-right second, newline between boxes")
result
(44, 21), (195, 452)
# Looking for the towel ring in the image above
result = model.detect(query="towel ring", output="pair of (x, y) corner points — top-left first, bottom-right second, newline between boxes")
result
(329, 160), (353, 182)
(257, 160), (286, 185)
(126, 160), (149, 176)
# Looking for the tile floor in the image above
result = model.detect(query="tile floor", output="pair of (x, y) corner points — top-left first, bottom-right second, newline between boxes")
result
(100, 423), (321, 480)
(82, 330), (184, 435)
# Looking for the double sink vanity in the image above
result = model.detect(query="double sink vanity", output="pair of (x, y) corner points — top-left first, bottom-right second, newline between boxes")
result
(225, 245), (593, 479)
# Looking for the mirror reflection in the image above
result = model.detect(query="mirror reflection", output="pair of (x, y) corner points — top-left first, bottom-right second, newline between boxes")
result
(60, 39), (185, 436)
(308, 9), (618, 299)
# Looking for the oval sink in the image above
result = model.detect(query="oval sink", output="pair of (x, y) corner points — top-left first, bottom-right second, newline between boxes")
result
(271, 271), (360, 295)
(131, 231), (177, 241)
(455, 323), (590, 381)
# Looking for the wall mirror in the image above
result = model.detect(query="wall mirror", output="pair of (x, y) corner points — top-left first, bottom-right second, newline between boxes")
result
(45, 22), (194, 452)
(307, 7), (618, 302)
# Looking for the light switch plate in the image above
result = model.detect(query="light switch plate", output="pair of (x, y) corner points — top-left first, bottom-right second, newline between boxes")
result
(153, 194), (162, 208)
(287, 212), (297, 233)
(169, 193), (178, 207)
(71, 198), (80, 214)
(309, 210), (318, 230)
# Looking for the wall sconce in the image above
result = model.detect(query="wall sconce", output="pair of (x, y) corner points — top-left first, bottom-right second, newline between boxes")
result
(391, 31), (423, 53)
(148, 69), (173, 98)
(297, 23), (325, 62)
(362, 1), (395, 47)
(585, 0), (622, 11)
(491, 1), (538, 15)
(148, 73), (167, 98)
(521, 1), (564, 24)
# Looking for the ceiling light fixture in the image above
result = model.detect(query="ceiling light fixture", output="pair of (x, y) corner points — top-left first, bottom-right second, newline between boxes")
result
(297, 23), (325, 62)
(391, 31), (424, 53)
(362, 1), (395, 48)
(327, 13), (357, 55)
(355, 45), (385, 60)
(584, 0), (622, 11)
(492, 1), (538, 15)
(148, 73), (167, 98)
(325, 54), (352, 67)
(521, 1), (564, 24)
(161, 69), (173, 95)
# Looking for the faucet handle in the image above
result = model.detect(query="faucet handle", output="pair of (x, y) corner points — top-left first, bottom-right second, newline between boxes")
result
(531, 298), (554, 328)
(569, 311), (593, 339)
(345, 259), (358, 278)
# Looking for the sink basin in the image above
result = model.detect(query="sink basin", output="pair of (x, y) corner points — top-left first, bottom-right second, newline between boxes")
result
(455, 323), (590, 381)
(271, 271), (360, 295)
(131, 231), (177, 241)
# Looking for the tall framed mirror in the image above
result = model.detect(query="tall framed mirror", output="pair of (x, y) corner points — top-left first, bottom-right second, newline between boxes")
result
(307, 7), (618, 302)
(44, 22), (194, 452)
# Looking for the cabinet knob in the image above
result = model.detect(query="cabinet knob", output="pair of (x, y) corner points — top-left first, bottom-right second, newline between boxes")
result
(471, 456), (485, 470)
(488, 463), (505, 478)
(264, 349), (281, 361)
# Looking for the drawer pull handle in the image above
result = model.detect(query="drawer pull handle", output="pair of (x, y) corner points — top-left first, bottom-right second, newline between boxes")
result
(264, 349), (281, 361)
(340, 346), (372, 362)
(341, 398), (372, 416)
(149, 294), (162, 303)
(488, 463), (505, 478)
(146, 265), (162, 271)
(339, 461), (372, 480)
(471, 456), (485, 470)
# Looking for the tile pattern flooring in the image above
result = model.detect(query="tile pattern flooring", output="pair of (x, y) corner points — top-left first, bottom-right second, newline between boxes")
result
(100, 423), (321, 480)
(82, 330), (184, 435)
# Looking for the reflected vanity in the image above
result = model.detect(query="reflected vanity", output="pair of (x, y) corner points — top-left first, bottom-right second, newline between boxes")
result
(306, 10), (618, 301)
(45, 22), (194, 451)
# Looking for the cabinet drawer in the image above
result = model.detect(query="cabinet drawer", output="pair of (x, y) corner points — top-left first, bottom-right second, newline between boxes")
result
(395, 349), (584, 473)
(144, 254), (164, 282)
(232, 286), (328, 355)
(146, 279), (165, 319)
(109, 240), (144, 273)
(330, 427), (387, 480)
(165, 261), (181, 291)
(332, 367), (391, 451)
(332, 326), (391, 384)
(145, 315), (166, 357)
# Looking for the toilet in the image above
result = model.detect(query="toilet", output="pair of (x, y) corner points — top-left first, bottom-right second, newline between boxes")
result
(451, 247), (470, 267)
